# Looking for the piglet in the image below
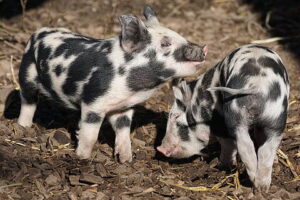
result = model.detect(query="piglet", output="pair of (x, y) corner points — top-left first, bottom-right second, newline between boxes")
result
(157, 44), (289, 191)
(17, 6), (207, 163)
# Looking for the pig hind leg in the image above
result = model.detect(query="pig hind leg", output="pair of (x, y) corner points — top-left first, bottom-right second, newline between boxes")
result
(255, 129), (282, 192)
(76, 106), (105, 159)
(18, 49), (38, 127)
(234, 125), (257, 184)
(108, 109), (134, 163)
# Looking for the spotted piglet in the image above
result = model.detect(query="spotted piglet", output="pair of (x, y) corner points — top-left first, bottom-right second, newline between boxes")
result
(157, 44), (289, 191)
(17, 6), (207, 163)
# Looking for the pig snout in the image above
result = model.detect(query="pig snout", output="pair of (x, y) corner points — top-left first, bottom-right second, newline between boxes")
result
(183, 44), (207, 62)
(156, 145), (182, 157)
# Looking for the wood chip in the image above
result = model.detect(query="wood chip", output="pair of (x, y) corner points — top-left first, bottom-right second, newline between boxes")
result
(79, 173), (104, 184)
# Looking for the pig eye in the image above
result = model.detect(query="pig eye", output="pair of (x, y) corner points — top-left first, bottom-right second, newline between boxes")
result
(161, 36), (172, 48)
(161, 41), (171, 47)
(176, 122), (188, 128)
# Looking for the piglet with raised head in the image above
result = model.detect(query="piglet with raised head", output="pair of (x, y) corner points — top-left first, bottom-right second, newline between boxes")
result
(158, 44), (289, 191)
(17, 6), (207, 163)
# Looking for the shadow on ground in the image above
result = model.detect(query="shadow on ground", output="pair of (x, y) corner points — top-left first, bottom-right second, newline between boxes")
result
(245, 0), (300, 61)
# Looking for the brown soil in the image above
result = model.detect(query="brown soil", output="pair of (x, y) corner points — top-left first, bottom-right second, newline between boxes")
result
(0, 0), (299, 199)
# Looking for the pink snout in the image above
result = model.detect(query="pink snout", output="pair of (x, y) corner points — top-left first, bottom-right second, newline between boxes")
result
(157, 144), (182, 158)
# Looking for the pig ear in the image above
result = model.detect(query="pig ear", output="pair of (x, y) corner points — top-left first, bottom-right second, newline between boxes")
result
(173, 86), (184, 101)
(119, 14), (150, 53)
(143, 6), (160, 26)
(180, 81), (192, 102)
(171, 78), (183, 87)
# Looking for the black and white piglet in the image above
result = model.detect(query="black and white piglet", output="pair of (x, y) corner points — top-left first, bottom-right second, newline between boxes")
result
(157, 44), (289, 191)
(17, 6), (207, 163)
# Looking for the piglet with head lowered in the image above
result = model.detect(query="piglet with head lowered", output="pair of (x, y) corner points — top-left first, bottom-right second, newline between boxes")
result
(157, 44), (289, 191)
(17, 6), (207, 163)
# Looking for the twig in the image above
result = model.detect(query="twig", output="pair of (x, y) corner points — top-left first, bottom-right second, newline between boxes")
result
(160, 179), (222, 192)
(4, 41), (23, 53)
(166, 0), (187, 18)
(20, 0), (28, 30)
(0, 183), (22, 189)
(251, 35), (300, 44)
(265, 11), (273, 30)
(10, 56), (20, 90)
(277, 149), (299, 179)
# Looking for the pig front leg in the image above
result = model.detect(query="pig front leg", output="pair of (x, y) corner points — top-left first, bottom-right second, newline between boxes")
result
(108, 109), (134, 163)
(76, 105), (105, 159)
(255, 132), (282, 192)
(217, 137), (237, 169)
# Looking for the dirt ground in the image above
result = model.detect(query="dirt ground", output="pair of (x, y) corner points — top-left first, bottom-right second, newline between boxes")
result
(0, 0), (299, 199)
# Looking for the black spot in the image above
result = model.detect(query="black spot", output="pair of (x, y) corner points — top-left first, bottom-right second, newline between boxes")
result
(54, 37), (105, 58)
(115, 115), (131, 129)
(189, 80), (198, 92)
(19, 37), (38, 104)
(203, 91), (214, 106)
(36, 30), (57, 41)
(227, 74), (247, 90)
(177, 124), (190, 141)
(241, 50), (251, 54)
(201, 67), (215, 88)
(100, 41), (113, 54)
(227, 47), (240, 65)
(163, 52), (170, 56)
(53, 65), (63, 76)
(63, 45), (114, 97)
(85, 112), (101, 123)
(249, 45), (274, 54)
(82, 66), (114, 104)
(197, 87), (214, 106)
(173, 42), (205, 62)
(258, 56), (285, 79)
(118, 66), (126, 75)
(127, 60), (175, 91)
(186, 110), (196, 127)
(240, 58), (260, 76)
(218, 62), (226, 86)
(192, 104), (198, 114)
(124, 52), (134, 62)
(200, 107), (211, 122)
(268, 81), (281, 101)
(176, 99), (186, 111)
(259, 108), (287, 134)
(35, 41), (65, 105)
(144, 49), (156, 59)
(283, 96), (288, 108)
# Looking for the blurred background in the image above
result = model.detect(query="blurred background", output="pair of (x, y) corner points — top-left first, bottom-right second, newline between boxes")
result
(0, 0), (299, 199)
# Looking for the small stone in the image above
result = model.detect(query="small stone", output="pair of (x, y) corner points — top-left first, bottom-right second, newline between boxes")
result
(69, 175), (81, 186)
(96, 192), (108, 200)
(53, 130), (70, 144)
(45, 174), (60, 186)
(95, 163), (110, 178)
(81, 190), (96, 199)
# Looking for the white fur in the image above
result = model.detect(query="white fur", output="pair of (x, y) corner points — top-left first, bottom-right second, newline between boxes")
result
(18, 103), (37, 127)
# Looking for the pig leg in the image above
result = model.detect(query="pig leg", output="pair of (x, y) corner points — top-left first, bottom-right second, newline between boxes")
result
(234, 125), (257, 183)
(255, 131), (282, 192)
(18, 50), (38, 127)
(108, 109), (134, 163)
(76, 105), (104, 159)
(217, 137), (237, 169)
